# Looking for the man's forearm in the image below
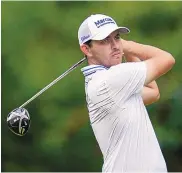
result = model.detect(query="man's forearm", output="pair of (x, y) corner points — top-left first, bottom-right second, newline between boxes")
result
(122, 39), (172, 61)
(122, 38), (175, 86)
(121, 39), (174, 105)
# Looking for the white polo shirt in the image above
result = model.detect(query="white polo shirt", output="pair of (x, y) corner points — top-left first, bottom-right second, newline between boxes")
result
(81, 62), (167, 173)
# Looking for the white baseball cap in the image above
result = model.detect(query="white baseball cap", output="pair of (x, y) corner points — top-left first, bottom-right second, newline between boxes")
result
(78, 14), (130, 46)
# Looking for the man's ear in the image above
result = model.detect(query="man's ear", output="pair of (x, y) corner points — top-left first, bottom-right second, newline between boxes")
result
(80, 44), (92, 57)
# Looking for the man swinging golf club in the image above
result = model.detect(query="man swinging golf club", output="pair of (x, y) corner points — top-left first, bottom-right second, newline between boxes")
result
(78, 14), (175, 172)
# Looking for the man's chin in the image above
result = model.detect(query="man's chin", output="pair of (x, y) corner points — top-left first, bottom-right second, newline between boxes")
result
(110, 61), (121, 67)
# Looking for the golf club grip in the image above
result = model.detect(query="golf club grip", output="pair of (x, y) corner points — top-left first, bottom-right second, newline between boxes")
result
(19, 57), (86, 108)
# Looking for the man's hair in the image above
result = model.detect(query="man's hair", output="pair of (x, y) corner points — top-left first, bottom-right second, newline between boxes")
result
(83, 40), (92, 59)
(84, 40), (92, 47)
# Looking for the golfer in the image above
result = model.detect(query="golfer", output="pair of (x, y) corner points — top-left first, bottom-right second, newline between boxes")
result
(78, 14), (175, 172)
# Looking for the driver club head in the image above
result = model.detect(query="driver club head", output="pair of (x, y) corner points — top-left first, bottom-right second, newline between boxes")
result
(7, 108), (31, 136)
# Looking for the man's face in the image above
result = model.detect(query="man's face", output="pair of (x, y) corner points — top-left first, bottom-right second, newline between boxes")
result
(85, 30), (124, 67)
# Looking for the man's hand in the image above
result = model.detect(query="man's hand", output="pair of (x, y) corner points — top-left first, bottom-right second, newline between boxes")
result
(123, 53), (160, 105)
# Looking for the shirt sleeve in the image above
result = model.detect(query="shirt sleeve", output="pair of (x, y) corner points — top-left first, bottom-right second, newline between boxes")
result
(106, 61), (147, 103)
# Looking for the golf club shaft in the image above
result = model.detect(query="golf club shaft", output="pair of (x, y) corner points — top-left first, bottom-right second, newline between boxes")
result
(19, 57), (86, 108)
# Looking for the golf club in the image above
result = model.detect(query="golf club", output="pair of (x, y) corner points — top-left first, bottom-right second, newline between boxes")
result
(7, 57), (86, 136)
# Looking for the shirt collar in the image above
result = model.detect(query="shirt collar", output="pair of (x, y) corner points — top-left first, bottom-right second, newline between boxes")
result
(81, 65), (108, 77)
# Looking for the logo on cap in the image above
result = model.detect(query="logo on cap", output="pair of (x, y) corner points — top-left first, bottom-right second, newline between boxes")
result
(94, 18), (115, 28)
(81, 35), (90, 42)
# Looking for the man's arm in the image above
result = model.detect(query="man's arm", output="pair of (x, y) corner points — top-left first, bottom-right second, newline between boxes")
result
(124, 54), (160, 105)
(122, 39), (175, 86)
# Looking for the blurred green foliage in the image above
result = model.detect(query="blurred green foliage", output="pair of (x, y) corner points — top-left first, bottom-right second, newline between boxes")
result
(2, 1), (182, 172)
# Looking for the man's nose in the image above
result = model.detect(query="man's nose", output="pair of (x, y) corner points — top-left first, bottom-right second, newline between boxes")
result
(110, 39), (119, 49)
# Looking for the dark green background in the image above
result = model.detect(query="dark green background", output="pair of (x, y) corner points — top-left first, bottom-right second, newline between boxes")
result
(2, 1), (182, 172)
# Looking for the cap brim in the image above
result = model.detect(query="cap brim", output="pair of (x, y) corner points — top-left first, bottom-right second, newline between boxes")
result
(92, 26), (130, 41)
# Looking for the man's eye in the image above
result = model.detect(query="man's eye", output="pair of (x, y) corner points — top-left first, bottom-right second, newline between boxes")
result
(105, 38), (109, 42)
(115, 35), (121, 40)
